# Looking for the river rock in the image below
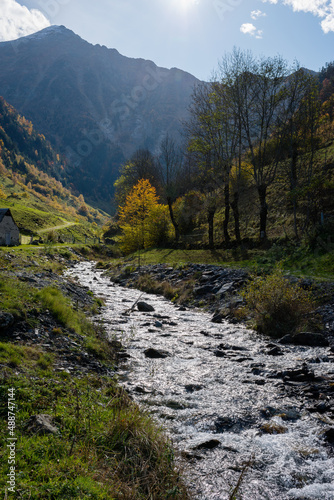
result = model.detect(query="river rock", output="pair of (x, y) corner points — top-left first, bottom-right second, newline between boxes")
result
(216, 282), (234, 295)
(261, 419), (288, 434)
(214, 416), (236, 432)
(0, 312), (14, 331)
(185, 384), (203, 392)
(267, 346), (284, 356)
(283, 364), (315, 382)
(279, 332), (329, 347)
(137, 301), (155, 312)
(194, 285), (215, 296)
(213, 350), (226, 358)
(24, 414), (58, 435)
(324, 428), (334, 444)
(308, 402), (332, 414)
(192, 438), (221, 450)
(144, 348), (171, 358)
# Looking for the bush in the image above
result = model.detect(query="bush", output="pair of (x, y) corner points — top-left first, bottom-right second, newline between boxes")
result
(242, 265), (314, 337)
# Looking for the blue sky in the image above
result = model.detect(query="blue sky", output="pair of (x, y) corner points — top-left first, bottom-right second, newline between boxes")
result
(1, 0), (334, 80)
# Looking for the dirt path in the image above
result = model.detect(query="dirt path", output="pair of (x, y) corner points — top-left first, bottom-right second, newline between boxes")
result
(37, 221), (76, 234)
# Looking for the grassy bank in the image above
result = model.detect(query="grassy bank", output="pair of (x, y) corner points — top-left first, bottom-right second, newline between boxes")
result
(95, 243), (334, 280)
(0, 247), (189, 499)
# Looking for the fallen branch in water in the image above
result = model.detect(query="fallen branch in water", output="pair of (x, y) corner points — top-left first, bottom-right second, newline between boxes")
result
(229, 454), (255, 500)
(122, 293), (144, 316)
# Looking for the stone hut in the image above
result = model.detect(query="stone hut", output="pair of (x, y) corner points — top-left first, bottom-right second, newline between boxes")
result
(0, 209), (20, 246)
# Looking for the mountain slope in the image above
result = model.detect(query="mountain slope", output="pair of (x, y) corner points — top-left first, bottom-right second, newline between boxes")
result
(0, 26), (199, 209)
(0, 95), (108, 238)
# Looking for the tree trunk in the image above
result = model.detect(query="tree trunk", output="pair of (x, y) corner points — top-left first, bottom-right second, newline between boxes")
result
(290, 149), (299, 239)
(258, 184), (268, 241)
(167, 197), (180, 244)
(207, 209), (215, 249)
(231, 191), (241, 244)
(223, 182), (230, 244)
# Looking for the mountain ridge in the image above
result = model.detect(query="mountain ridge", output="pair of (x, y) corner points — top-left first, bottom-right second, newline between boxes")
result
(0, 25), (200, 210)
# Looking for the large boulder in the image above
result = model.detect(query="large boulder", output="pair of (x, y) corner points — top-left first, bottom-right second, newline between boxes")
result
(137, 302), (155, 312)
(144, 348), (171, 359)
(279, 332), (329, 347)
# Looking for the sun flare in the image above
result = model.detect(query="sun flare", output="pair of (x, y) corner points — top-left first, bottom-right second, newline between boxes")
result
(174, 0), (198, 13)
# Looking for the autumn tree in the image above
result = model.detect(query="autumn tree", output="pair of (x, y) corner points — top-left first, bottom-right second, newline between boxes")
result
(119, 178), (169, 254)
(114, 149), (160, 208)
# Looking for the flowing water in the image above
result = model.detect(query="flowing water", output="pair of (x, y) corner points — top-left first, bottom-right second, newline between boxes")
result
(66, 262), (334, 500)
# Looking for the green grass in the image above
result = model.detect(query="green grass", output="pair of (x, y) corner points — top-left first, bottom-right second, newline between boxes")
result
(102, 245), (334, 280)
(0, 276), (37, 319)
(37, 287), (91, 335)
(0, 196), (105, 242)
(0, 249), (189, 499)
(0, 342), (54, 371)
(109, 248), (238, 267)
(0, 373), (188, 499)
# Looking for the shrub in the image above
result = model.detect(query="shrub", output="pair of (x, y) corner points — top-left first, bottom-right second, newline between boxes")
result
(242, 265), (314, 337)
(46, 230), (58, 243)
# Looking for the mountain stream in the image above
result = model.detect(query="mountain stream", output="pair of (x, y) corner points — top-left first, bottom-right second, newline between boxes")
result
(66, 262), (334, 499)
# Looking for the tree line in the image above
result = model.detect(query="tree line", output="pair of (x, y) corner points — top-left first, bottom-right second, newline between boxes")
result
(112, 49), (334, 252)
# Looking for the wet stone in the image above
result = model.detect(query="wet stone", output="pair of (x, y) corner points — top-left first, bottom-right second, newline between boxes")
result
(134, 386), (151, 394)
(192, 439), (221, 450)
(267, 346), (284, 356)
(279, 332), (329, 347)
(185, 384), (203, 393)
(211, 312), (224, 323)
(137, 301), (155, 312)
(324, 428), (334, 444)
(144, 348), (171, 359)
(308, 402), (332, 414)
(213, 350), (226, 358)
(261, 420), (288, 435)
(214, 416), (236, 432)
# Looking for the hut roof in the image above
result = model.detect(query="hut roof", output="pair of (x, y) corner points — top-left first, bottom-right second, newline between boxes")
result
(0, 209), (15, 224)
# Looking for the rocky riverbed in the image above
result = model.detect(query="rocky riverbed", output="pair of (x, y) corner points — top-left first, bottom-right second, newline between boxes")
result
(2, 250), (334, 499)
(0, 251), (119, 377)
(67, 261), (334, 500)
(108, 262), (334, 347)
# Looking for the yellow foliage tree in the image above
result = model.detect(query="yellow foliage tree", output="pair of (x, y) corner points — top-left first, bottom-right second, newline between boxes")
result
(119, 179), (169, 254)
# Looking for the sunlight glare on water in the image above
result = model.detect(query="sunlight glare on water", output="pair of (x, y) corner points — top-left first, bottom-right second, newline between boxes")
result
(66, 262), (334, 500)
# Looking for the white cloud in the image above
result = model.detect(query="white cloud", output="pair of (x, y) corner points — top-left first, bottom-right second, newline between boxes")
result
(283, 0), (328, 17)
(240, 23), (263, 38)
(321, 10), (334, 32)
(261, 0), (334, 33)
(0, 0), (50, 42)
(240, 23), (257, 35)
(251, 10), (266, 19)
